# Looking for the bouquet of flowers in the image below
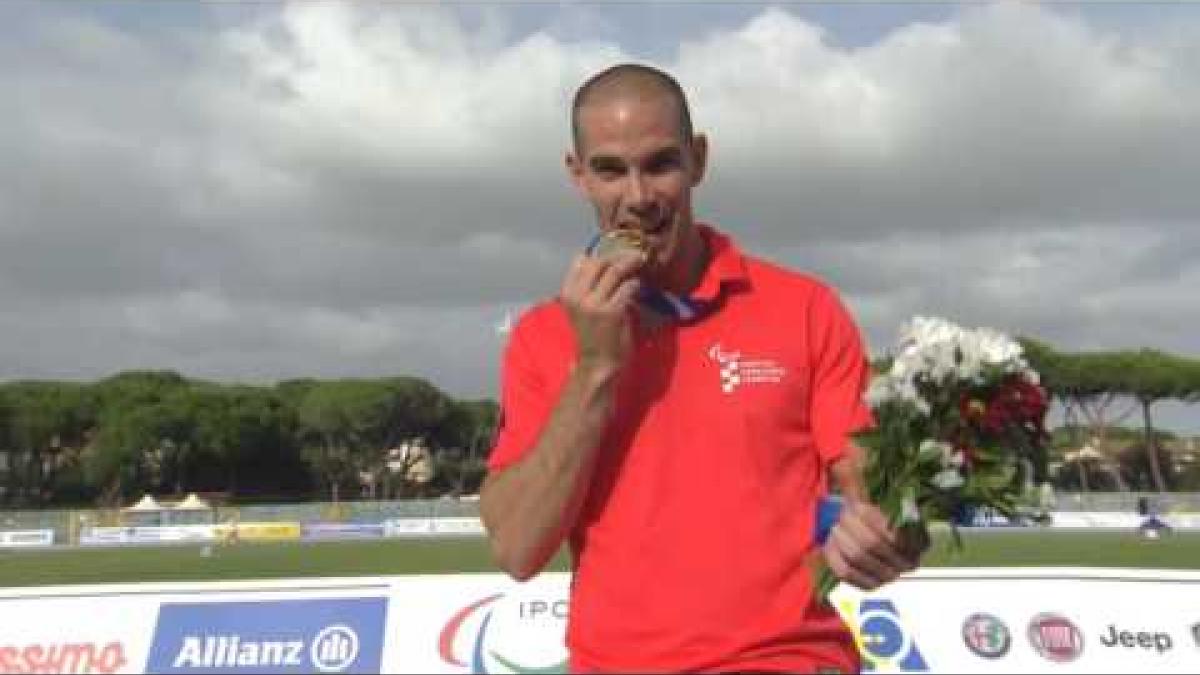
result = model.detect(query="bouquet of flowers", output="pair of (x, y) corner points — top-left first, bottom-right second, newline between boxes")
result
(814, 316), (1050, 601)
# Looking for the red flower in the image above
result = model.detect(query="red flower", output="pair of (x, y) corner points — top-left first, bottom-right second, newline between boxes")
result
(975, 375), (1048, 435)
(957, 444), (975, 470)
(960, 395), (987, 422)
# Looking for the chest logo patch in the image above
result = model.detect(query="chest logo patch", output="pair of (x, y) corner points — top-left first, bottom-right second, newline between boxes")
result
(707, 342), (788, 394)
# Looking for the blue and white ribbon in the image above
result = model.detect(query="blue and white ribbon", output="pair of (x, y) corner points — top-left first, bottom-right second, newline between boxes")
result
(816, 495), (843, 545)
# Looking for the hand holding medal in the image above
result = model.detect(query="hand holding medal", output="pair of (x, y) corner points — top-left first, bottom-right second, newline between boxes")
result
(586, 229), (712, 323)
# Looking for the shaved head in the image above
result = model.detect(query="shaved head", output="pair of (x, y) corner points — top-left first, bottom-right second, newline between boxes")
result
(571, 63), (694, 154)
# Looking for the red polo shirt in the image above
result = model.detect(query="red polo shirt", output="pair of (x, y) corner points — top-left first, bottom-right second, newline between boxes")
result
(488, 225), (873, 673)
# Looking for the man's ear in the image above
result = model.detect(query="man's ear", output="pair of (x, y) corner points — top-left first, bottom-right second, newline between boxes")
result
(566, 151), (587, 197)
(689, 133), (709, 187)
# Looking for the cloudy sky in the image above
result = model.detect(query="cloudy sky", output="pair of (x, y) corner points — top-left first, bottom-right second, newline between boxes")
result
(2, 1), (1197, 430)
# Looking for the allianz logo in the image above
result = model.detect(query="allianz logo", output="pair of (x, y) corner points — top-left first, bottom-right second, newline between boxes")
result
(172, 625), (359, 672)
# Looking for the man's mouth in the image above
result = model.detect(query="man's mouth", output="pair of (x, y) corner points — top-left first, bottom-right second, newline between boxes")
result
(621, 215), (669, 237)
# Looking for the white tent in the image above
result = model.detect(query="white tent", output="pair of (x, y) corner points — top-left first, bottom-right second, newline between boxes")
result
(174, 493), (211, 511)
(124, 494), (164, 512)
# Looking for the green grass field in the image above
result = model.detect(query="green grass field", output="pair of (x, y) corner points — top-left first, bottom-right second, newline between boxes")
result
(1, 530), (1197, 589)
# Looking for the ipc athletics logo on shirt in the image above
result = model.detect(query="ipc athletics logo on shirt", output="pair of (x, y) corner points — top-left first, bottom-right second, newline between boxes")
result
(707, 342), (787, 394)
(438, 593), (568, 674)
(838, 598), (930, 672)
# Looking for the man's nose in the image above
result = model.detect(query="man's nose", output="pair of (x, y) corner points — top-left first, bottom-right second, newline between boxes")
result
(624, 172), (653, 212)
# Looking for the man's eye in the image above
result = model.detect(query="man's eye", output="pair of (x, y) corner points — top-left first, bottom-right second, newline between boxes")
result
(648, 157), (679, 173)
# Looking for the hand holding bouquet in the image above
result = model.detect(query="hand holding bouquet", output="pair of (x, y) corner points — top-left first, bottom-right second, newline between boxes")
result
(814, 316), (1050, 601)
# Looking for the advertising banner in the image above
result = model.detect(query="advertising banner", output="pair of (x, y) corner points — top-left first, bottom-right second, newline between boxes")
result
(1048, 513), (1144, 529)
(0, 529), (55, 548)
(831, 568), (1200, 674)
(79, 526), (216, 546)
(387, 569), (1200, 675)
(0, 579), (392, 675)
(0, 588), (161, 674)
(301, 523), (386, 541)
(1, 569), (1197, 674)
(381, 518), (485, 537)
(385, 574), (569, 675)
(430, 518), (486, 536)
(146, 596), (386, 674)
(1047, 512), (1200, 530)
(215, 522), (302, 543)
(383, 519), (433, 537)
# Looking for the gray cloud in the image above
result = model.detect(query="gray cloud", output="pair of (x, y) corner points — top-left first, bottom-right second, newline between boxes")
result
(0, 2), (1196, 431)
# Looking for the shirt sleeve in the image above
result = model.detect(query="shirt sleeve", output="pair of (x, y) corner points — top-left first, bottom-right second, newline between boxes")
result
(486, 314), (556, 472)
(809, 285), (875, 464)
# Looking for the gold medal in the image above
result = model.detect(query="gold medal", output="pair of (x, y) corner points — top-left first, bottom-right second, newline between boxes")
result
(590, 229), (650, 261)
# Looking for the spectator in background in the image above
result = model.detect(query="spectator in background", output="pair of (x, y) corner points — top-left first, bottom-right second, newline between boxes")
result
(1137, 495), (1172, 538)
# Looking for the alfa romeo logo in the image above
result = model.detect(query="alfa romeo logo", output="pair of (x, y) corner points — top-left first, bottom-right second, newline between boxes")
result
(962, 613), (1010, 659)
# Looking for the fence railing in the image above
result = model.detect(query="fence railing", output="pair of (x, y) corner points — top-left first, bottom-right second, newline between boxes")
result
(3, 492), (1200, 545)
(0, 497), (483, 545)
(1050, 491), (1200, 512)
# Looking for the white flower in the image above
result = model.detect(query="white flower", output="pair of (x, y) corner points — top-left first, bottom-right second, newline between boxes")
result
(912, 397), (931, 416)
(974, 327), (1023, 366)
(865, 375), (895, 408)
(900, 316), (965, 352)
(919, 440), (953, 462)
(954, 333), (986, 380)
(931, 469), (966, 490)
(896, 379), (930, 415)
(891, 316), (1039, 386)
(920, 440), (964, 469)
(926, 341), (959, 382)
(866, 372), (930, 416)
(889, 353), (918, 383)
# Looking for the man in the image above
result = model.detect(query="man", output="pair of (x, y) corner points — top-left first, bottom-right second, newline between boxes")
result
(480, 63), (922, 673)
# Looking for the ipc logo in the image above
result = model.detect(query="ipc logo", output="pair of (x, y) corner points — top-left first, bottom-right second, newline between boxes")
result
(839, 598), (929, 672)
(439, 593), (568, 673)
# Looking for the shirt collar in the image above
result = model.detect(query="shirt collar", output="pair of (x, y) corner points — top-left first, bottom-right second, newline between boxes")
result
(688, 223), (750, 304)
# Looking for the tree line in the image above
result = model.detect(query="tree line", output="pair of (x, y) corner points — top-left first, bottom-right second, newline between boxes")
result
(1018, 339), (1200, 492)
(2, 338), (1198, 508)
(0, 371), (497, 508)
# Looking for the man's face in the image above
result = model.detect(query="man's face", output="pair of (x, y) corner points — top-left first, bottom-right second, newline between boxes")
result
(568, 94), (707, 283)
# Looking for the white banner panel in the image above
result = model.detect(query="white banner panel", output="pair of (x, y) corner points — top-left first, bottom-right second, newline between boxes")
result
(79, 525), (216, 546)
(384, 574), (569, 674)
(1046, 512), (1200, 530)
(0, 590), (158, 673)
(384, 569), (1200, 675)
(1, 569), (1197, 673)
(831, 568), (1200, 674)
(430, 518), (486, 536)
(0, 529), (54, 548)
(382, 518), (485, 538)
(1168, 513), (1200, 528)
(0, 578), (392, 674)
(383, 518), (434, 537)
(1048, 513), (1144, 529)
